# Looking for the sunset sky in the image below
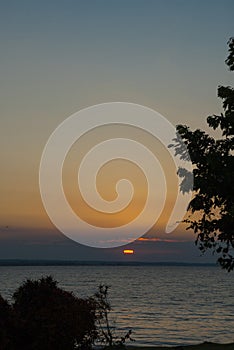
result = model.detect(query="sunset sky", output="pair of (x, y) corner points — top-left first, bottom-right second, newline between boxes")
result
(1, 0), (233, 261)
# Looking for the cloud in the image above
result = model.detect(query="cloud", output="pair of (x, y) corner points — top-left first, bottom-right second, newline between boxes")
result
(137, 237), (186, 243)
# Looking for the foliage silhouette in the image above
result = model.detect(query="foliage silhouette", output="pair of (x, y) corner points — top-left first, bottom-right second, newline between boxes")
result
(93, 284), (134, 348)
(12, 276), (97, 350)
(0, 295), (15, 350)
(94, 285), (114, 347)
(0, 278), (134, 350)
(171, 38), (234, 271)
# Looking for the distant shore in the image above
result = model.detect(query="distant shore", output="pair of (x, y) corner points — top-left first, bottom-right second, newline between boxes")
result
(128, 342), (234, 349)
(0, 259), (216, 267)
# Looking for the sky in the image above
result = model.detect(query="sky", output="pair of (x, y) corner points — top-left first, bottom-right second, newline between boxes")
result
(1, 0), (234, 262)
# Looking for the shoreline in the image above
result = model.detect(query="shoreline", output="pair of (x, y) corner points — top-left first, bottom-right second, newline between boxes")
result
(127, 342), (234, 349)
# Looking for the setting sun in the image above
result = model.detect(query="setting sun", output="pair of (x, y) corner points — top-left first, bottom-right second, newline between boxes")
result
(123, 249), (134, 255)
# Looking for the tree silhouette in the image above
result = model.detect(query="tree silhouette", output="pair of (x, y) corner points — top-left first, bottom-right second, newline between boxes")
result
(171, 38), (234, 271)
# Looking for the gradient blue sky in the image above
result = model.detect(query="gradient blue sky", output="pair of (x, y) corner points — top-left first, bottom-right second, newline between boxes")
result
(1, 0), (233, 261)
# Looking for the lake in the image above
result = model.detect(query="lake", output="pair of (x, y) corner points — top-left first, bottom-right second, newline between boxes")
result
(0, 264), (233, 347)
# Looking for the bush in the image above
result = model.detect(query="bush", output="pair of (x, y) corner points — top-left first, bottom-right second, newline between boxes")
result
(93, 285), (134, 348)
(0, 295), (14, 350)
(0, 277), (133, 350)
(12, 276), (97, 350)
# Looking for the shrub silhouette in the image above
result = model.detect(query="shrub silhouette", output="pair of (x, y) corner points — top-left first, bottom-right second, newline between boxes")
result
(0, 295), (15, 350)
(12, 276), (97, 350)
(0, 278), (133, 350)
(93, 285), (134, 348)
(93, 285), (114, 347)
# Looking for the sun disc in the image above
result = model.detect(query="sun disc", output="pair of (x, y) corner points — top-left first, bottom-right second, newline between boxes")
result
(123, 249), (134, 254)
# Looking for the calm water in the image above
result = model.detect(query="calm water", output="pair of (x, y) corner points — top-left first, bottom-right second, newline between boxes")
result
(0, 265), (233, 346)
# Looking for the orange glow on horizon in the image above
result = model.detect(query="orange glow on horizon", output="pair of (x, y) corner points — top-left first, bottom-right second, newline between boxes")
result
(123, 249), (134, 254)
